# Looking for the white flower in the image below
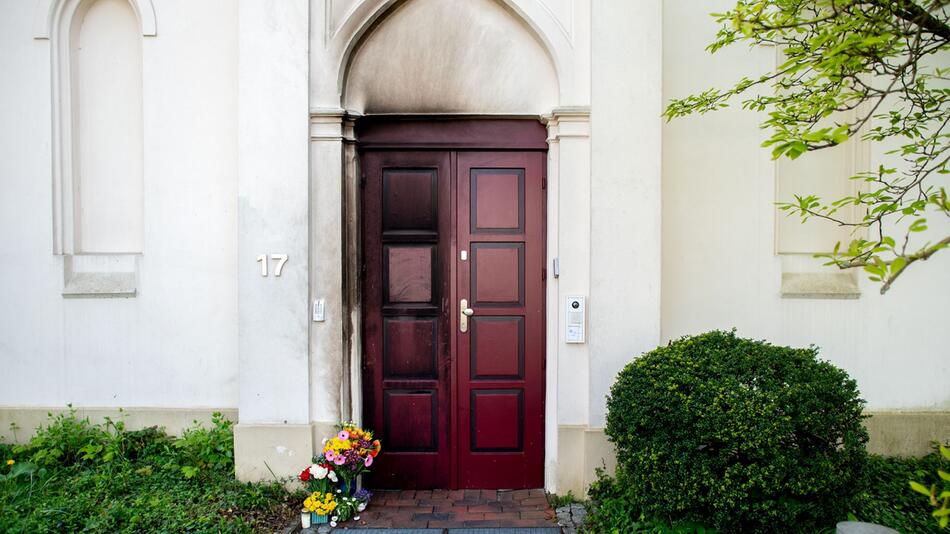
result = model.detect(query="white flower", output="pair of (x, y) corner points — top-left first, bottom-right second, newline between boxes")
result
(336, 489), (341, 493)
(357, 503), (367, 512)
(328, 471), (338, 482)
(354, 515), (361, 521)
(331, 516), (338, 521)
(330, 521), (337, 527)
(309, 464), (328, 480)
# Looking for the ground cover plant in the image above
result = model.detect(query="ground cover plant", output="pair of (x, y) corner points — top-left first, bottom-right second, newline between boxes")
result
(0, 409), (302, 533)
(596, 331), (869, 533)
(855, 452), (949, 533)
(587, 452), (948, 533)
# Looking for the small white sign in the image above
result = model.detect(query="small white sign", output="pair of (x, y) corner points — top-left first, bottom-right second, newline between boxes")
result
(565, 295), (586, 343)
(312, 299), (325, 322)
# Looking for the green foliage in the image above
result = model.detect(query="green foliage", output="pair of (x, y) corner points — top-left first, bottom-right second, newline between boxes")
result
(333, 494), (362, 523)
(604, 331), (868, 533)
(664, 0), (950, 293)
(548, 490), (581, 509)
(0, 410), (299, 533)
(851, 452), (948, 533)
(586, 469), (718, 534)
(171, 412), (235, 480)
(15, 406), (115, 466)
(589, 453), (948, 533)
(909, 445), (950, 529)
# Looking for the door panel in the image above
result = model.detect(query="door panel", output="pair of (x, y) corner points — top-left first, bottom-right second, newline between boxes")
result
(362, 151), (452, 489)
(457, 152), (544, 489)
(361, 146), (544, 490)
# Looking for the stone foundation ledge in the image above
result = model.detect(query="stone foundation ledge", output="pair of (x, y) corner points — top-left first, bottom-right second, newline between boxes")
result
(0, 406), (237, 444)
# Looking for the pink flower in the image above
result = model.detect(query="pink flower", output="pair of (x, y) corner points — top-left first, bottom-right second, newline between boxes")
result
(364, 455), (373, 467)
(337, 430), (350, 441)
(325, 450), (336, 461)
(334, 455), (346, 466)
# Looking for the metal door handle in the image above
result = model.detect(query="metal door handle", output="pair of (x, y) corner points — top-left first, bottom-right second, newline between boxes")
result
(460, 299), (474, 332)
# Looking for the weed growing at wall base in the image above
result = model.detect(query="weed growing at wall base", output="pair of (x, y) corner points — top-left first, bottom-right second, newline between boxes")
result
(0, 409), (302, 533)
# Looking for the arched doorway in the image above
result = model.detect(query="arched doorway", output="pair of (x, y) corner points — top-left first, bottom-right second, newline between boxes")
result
(340, 0), (559, 489)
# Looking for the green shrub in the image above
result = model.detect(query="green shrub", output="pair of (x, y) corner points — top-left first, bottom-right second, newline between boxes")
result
(171, 412), (234, 479)
(16, 406), (112, 466)
(604, 330), (868, 533)
(909, 445), (950, 530)
(586, 468), (720, 534)
(853, 452), (947, 533)
(12, 408), (175, 468)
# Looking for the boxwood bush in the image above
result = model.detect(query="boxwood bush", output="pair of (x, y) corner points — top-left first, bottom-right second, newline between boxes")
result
(604, 330), (869, 533)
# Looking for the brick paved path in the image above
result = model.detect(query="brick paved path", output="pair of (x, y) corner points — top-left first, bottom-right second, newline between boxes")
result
(342, 489), (557, 529)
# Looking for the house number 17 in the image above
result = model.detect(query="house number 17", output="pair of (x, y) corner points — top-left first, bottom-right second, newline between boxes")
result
(256, 254), (288, 277)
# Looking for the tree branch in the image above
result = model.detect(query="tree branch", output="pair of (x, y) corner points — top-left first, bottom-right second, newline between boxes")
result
(868, 0), (950, 41)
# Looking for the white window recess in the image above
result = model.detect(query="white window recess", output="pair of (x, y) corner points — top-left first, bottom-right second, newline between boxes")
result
(772, 48), (868, 299)
(37, 0), (156, 297)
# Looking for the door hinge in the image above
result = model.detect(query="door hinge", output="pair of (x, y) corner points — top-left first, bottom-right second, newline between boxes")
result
(542, 268), (546, 281)
(542, 177), (547, 189)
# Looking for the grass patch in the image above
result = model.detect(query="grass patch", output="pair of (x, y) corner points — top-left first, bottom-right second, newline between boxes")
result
(0, 409), (302, 533)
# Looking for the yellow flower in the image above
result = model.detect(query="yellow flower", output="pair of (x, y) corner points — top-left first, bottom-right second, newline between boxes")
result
(304, 491), (338, 515)
(5, 459), (13, 466)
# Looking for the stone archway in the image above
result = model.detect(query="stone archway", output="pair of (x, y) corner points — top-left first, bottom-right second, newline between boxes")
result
(307, 0), (577, 491)
(341, 0), (558, 114)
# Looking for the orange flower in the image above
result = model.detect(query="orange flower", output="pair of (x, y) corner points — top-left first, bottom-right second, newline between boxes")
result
(370, 439), (381, 457)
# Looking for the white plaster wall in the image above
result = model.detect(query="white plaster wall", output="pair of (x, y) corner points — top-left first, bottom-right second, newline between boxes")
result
(0, 0), (239, 409)
(554, 118), (592, 427)
(588, 0), (662, 427)
(662, 0), (950, 411)
(236, 0), (311, 425)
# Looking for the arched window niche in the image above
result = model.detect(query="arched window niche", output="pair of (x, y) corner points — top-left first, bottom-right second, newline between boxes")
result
(37, 0), (155, 297)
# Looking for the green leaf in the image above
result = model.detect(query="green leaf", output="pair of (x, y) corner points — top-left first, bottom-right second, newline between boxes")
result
(908, 219), (928, 232)
(910, 481), (933, 497)
(890, 257), (906, 275)
(181, 465), (199, 479)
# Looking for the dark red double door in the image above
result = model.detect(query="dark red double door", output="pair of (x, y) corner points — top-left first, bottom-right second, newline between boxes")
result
(361, 122), (545, 489)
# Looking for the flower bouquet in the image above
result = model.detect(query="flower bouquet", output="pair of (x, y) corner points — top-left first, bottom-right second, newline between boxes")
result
(299, 422), (381, 528)
(319, 422), (381, 494)
(302, 490), (337, 525)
